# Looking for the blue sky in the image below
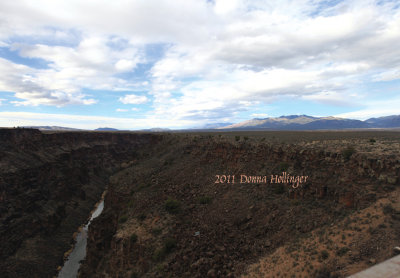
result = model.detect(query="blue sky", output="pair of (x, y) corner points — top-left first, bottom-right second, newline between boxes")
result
(0, 0), (399, 129)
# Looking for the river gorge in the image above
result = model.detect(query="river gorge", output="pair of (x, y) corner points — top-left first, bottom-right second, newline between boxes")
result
(58, 199), (104, 278)
(1, 128), (400, 277)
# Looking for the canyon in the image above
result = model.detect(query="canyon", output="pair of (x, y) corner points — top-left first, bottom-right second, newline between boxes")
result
(0, 129), (162, 277)
(1, 129), (400, 277)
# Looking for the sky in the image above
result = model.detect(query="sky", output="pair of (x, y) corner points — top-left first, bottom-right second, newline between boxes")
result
(0, 0), (399, 130)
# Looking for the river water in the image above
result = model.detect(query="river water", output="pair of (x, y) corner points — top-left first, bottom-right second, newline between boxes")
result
(58, 200), (104, 278)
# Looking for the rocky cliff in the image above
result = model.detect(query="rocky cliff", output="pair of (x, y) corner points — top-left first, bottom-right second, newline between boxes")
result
(0, 128), (163, 277)
(78, 132), (400, 277)
(1, 130), (400, 277)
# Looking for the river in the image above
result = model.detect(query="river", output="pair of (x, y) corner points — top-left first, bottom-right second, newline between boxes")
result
(57, 200), (104, 278)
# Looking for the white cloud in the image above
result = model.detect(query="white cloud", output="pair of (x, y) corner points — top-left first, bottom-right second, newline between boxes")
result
(0, 57), (97, 106)
(144, 1), (400, 122)
(14, 36), (142, 77)
(119, 94), (148, 104)
(336, 98), (400, 120)
(0, 0), (399, 124)
(251, 113), (269, 118)
(115, 59), (136, 72)
(301, 91), (359, 106)
(0, 111), (194, 129)
(0, 0), (217, 44)
(373, 69), (400, 82)
(148, 65), (362, 121)
(214, 0), (240, 15)
(0, 35), (144, 106)
(116, 108), (128, 112)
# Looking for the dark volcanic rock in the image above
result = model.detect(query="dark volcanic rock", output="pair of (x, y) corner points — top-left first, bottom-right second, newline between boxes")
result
(78, 132), (400, 277)
(2, 129), (400, 278)
(0, 128), (163, 277)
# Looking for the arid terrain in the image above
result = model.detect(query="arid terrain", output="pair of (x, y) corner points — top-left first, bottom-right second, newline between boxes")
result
(1, 128), (400, 277)
(0, 129), (162, 277)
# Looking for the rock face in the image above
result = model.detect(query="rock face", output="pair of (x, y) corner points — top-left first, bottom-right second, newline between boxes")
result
(78, 133), (400, 277)
(0, 128), (162, 277)
(2, 129), (400, 277)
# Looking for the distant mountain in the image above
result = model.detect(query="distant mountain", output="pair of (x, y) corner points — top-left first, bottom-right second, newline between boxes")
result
(21, 126), (81, 131)
(201, 122), (234, 129)
(139, 128), (171, 132)
(95, 127), (119, 131)
(365, 115), (400, 128)
(19, 115), (400, 132)
(221, 115), (317, 129)
(217, 114), (400, 130)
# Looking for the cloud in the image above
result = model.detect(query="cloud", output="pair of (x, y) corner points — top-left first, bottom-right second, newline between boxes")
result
(115, 59), (136, 72)
(335, 97), (400, 120)
(0, 35), (144, 106)
(251, 113), (269, 118)
(301, 90), (360, 106)
(0, 0), (399, 125)
(373, 69), (400, 82)
(148, 65), (362, 121)
(0, 0), (217, 44)
(13, 37), (141, 72)
(119, 94), (148, 104)
(0, 111), (194, 129)
(116, 108), (128, 112)
(0, 57), (97, 106)
(145, 1), (400, 122)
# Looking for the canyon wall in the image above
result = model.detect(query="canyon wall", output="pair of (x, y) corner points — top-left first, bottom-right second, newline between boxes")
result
(0, 129), (162, 277)
(1, 129), (399, 277)
(79, 133), (400, 277)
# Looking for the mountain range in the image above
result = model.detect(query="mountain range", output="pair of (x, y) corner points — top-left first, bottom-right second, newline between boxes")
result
(19, 115), (400, 131)
(217, 114), (400, 130)
(95, 127), (119, 131)
(21, 126), (81, 131)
